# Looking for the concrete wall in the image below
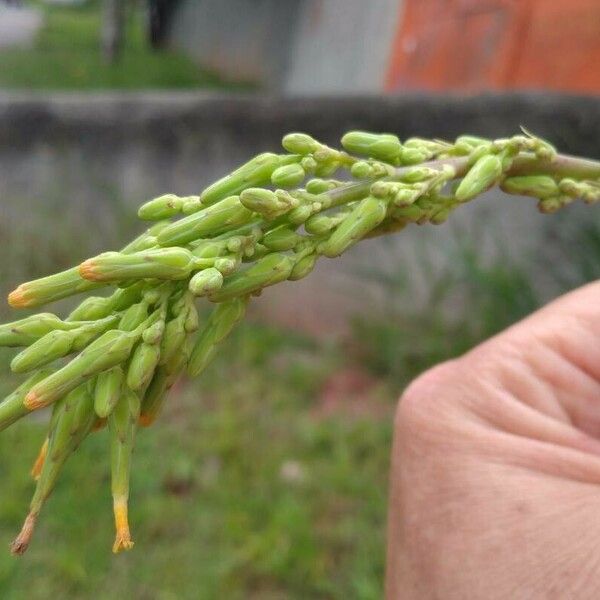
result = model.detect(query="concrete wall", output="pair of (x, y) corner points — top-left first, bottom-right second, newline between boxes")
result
(284, 0), (403, 95)
(169, 0), (301, 88)
(167, 0), (403, 94)
(0, 92), (598, 332)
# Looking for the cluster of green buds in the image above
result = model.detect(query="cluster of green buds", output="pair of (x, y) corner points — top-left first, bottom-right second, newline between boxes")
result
(1, 130), (598, 555)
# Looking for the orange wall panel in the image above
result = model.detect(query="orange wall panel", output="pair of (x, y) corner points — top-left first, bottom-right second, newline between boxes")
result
(386, 0), (600, 93)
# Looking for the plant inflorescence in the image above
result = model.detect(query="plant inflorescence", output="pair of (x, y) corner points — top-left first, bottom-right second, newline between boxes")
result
(1, 130), (599, 555)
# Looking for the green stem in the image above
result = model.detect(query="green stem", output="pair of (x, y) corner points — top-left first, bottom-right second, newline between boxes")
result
(326, 153), (600, 208)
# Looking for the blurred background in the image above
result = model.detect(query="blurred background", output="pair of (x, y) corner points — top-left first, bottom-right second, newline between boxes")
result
(0, 1), (599, 598)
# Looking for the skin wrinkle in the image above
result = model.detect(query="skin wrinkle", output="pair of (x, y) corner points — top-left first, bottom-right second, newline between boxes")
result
(472, 349), (573, 425)
(523, 342), (600, 437)
(527, 321), (600, 396)
(488, 341), (574, 422)
(425, 356), (600, 464)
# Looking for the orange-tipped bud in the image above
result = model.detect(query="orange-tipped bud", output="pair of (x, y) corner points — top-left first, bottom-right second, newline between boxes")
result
(24, 391), (44, 411)
(112, 497), (134, 553)
(10, 512), (38, 556)
(7, 286), (30, 308)
(78, 260), (101, 281)
(7, 267), (102, 309)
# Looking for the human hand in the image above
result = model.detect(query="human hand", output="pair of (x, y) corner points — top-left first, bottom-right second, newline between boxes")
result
(386, 281), (600, 599)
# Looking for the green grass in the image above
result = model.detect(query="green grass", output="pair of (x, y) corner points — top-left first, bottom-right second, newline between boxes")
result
(0, 1), (239, 90)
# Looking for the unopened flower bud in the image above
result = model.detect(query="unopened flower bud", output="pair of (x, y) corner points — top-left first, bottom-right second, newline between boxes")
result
(455, 154), (502, 202)
(341, 131), (402, 162)
(138, 194), (183, 221)
(199, 153), (281, 206)
(189, 267), (224, 296)
(271, 163), (306, 188)
(282, 133), (321, 155)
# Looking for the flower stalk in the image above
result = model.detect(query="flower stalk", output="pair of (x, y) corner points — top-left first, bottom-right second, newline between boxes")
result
(0, 129), (597, 555)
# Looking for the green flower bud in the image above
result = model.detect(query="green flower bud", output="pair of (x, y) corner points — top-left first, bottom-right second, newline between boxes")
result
(184, 300), (200, 333)
(8, 267), (104, 309)
(341, 131), (402, 162)
(11, 330), (76, 374)
(500, 175), (559, 199)
(214, 255), (240, 276)
(393, 187), (423, 207)
(191, 239), (229, 258)
(67, 296), (112, 322)
(282, 133), (321, 155)
(110, 282), (147, 310)
(392, 204), (424, 222)
(226, 237), (242, 253)
(430, 208), (451, 225)
(370, 180), (403, 199)
(0, 370), (52, 432)
(189, 268), (224, 296)
(66, 283), (144, 323)
(400, 148), (429, 165)
(24, 329), (139, 411)
(350, 161), (374, 179)
(262, 226), (302, 251)
(119, 302), (149, 332)
(142, 288), (162, 306)
(289, 254), (318, 281)
(200, 153), (281, 206)
(0, 313), (68, 347)
(304, 210), (348, 235)
(80, 248), (198, 283)
(455, 154), (503, 202)
(159, 312), (187, 367)
(271, 163), (306, 188)
(208, 253), (294, 302)
(320, 196), (388, 258)
(142, 318), (165, 345)
(305, 178), (337, 194)
(163, 332), (194, 377)
(367, 218), (407, 237)
(403, 138), (448, 153)
(119, 221), (169, 254)
(239, 188), (297, 219)
(157, 196), (253, 247)
(558, 178), (584, 197)
(399, 167), (438, 183)
(68, 382), (97, 440)
(94, 366), (124, 419)
(455, 135), (489, 148)
(301, 156), (318, 173)
(127, 343), (161, 392)
(247, 243), (269, 260)
(139, 367), (172, 427)
(187, 298), (247, 377)
(314, 161), (340, 178)
(70, 315), (119, 352)
(138, 194), (183, 221)
(538, 197), (566, 213)
(180, 195), (202, 215)
(287, 204), (313, 225)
